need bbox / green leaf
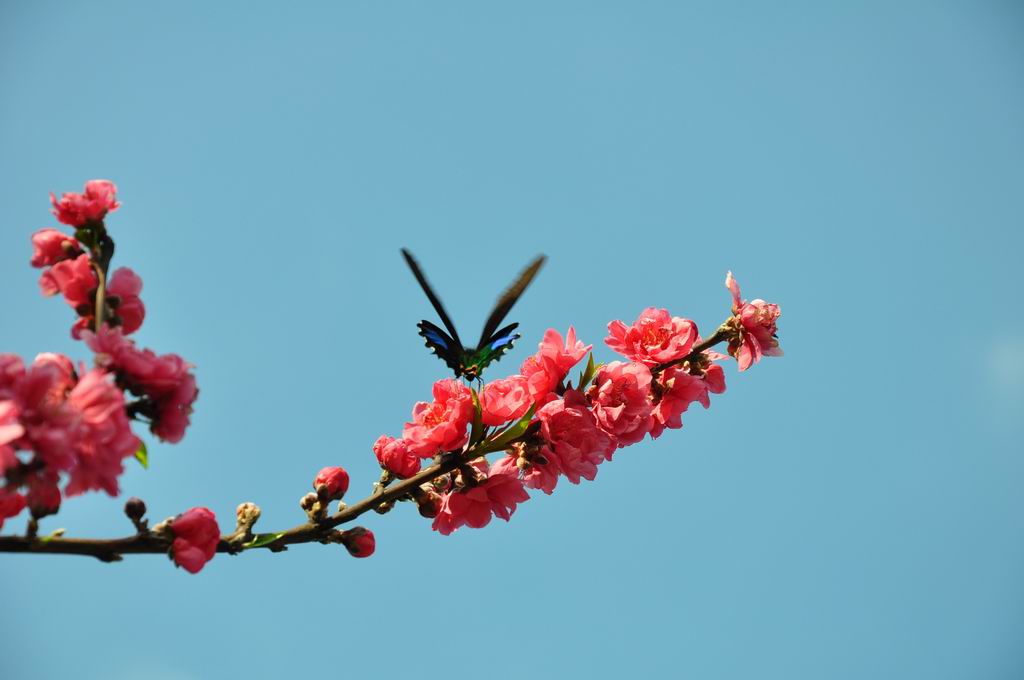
[243,532,285,549]
[134,442,148,469]
[469,388,485,446]
[577,353,598,392]
[479,404,536,454]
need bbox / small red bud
[313,466,350,500]
[339,527,375,558]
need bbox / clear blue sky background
[2,2,1023,678]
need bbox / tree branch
[0,325,734,563]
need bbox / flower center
[640,325,670,348]
[421,403,447,427]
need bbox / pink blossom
[38,253,96,307]
[0,354,25,397]
[314,466,350,500]
[150,372,197,444]
[650,361,726,439]
[518,327,592,406]
[519,451,562,495]
[106,268,145,335]
[726,272,783,371]
[606,307,698,367]
[0,489,26,530]
[7,359,79,472]
[64,369,141,497]
[372,435,421,478]
[0,353,138,500]
[537,327,591,376]
[586,361,654,447]
[520,354,560,407]
[480,375,532,426]
[485,456,531,520]
[170,507,220,574]
[30,228,82,268]
[0,400,23,475]
[431,458,530,535]
[50,180,120,227]
[530,389,614,493]
[340,527,376,558]
[82,326,198,443]
[402,378,473,457]
[0,400,24,447]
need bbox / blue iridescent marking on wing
[490,334,516,351]
[423,329,450,349]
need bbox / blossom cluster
[2,178,782,577]
[367,278,781,536]
[1,181,199,536]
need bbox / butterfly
[401,248,546,381]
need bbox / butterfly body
[403,249,545,381]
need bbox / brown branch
[650,323,733,375]
[0,323,735,563]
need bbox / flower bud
[27,481,61,519]
[339,527,375,558]
[313,466,350,501]
[124,497,147,522]
[235,502,261,530]
[300,492,318,512]
[414,488,442,519]
[169,507,220,574]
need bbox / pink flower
[518,327,592,406]
[0,354,25,397]
[372,435,421,478]
[537,327,591,376]
[340,527,376,558]
[0,400,24,448]
[519,451,562,495]
[150,372,197,444]
[64,369,141,497]
[314,466,350,500]
[431,458,530,535]
[586,361,654,447]
[38,253,96,307]
[0,400,23,476]
[82,326,198,443]
[518,327,592,407]
[170,507,220,574]
[480,375,532,426]
[520,354,561,407]
[606,307,698,367]
[50,180,120,227]
[0,489,26,530]
[726,272,783,371]
[31,228,82,268]
[7,358,79,472]
[402,379,473,457]
[535,389,615,489]
[650,360,726,439]
[106,268,145,335]
[484,456,531,520]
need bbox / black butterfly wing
[476,254,546,350]
[401,248,463,348]
[463,323,521,375]
[417,320,463,375]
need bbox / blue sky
[2,2,1023,678]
